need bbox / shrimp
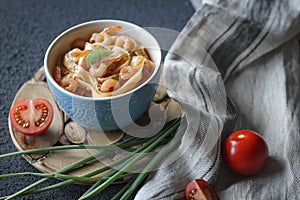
[130,55,147,69]
[119,56,147,81]
[54,66,62,84]
[89,54,124,78]
[54,65,70,84]
[100,79,119,92]
[119,66,139,80]
[63,48,89,71]
[114,35,138,52]
[57,25,154,98]
[89,62,108,78]
[121,56,147,78]
[90,26,138,52]
[90,26,122,45]
[60,73,79,93]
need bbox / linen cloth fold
[135,0,300,199]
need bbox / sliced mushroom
[166,99,182,121]
[159,98,170,108]
[9,78,64,160]
[64,121,86,144]
[153,84,167,102]
[57,134,71,145]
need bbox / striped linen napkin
[135,0,300,199]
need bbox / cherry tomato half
[10,98,54,136]
[223,129,268,176]
[185,179,220,200]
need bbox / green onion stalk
[0,117,182,200]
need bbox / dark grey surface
[0,0,194,199]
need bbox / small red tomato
[223,129,268,176]
[9,98,54,136]
[185,179,220,200]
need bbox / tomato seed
[23,122,30,128]
[187,189,197,200]
[10,98,54,136]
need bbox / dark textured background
[0,0,194,199]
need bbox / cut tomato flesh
[10,98,54,136]
[185,179,220,200]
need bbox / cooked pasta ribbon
[54,26,154,97]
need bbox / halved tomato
[185,179,220,200]
[9,98,54,136]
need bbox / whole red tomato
[223,130,268,176]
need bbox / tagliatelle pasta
[54,26,154,98]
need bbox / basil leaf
[86,48,113,67]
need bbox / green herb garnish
[0,117,182,200]
[86,47,113,67]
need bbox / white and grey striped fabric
[135,0,300,199]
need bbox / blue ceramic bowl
[44,20,161,131]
